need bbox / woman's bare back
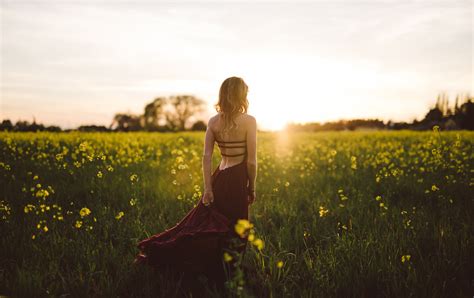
[209,112,255,170]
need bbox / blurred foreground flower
[234,219,253,237]
[223,252,233,262]
[234,219,264,251]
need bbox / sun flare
[236,54,353,131]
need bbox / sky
[1,0,472,130]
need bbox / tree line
[285,93,473,132]
[0,95,208,132]
[109,95,207,132]
[1,93,473,132]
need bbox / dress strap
[216,138,247,158]
[216,139,247,144]
[217,144,246,148]
[220,152,247,157]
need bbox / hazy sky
[1,0,472,130]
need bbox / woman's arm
[202,118,215,195]
[246,116,257,193]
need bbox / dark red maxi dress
[135,145,250,282]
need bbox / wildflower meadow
[0,129,473,297]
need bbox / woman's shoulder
[209,112,256,123]
[244,113,256,123]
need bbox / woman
[135,76,257,291]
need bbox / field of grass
[0,130,473,297]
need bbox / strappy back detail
[216,139,247,157]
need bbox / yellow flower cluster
[401,254,411,263]
[337,189,348,208]
[375,195,388,211]
[319,206,329,217]
[350,156,357,170]
[235,219,253,236]
[234,219,265,251]
[24,204,36,213]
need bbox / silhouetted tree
[110,113,142,131]
[191,120,207,131]
[45,125,62,132]
[78,125,111,132]
[165,95,206,131]
[423,107,443,123]
[0,120,13,131]
[14,120,32,132]
[143,97,167,131]
[458,99,474,130]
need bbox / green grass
[0,130,473,297]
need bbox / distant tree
[423,107,443,123]
[45,125,62,132]
[191,120,207,131]
[458,99,474,130]
[110,113,142,131]
[29,119,45,132]
[143,97,167,131]
[78,125,110,132]
[13,120,32,132]
[346,119,385,130]
[165,95,206,131]
[454,95,460,114]
[0,119,13,131]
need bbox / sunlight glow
[225,54,381,130]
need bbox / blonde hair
[214,76,249,139]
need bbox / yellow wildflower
[248,234,255,241]
[319,206,329,217]
[223,252,233,262]
[79,207,91,217]
[234,219,253,237]
[252,238,264,251]
[130,174,138,182]
[401,255,411,263]
[115,211,124,220]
